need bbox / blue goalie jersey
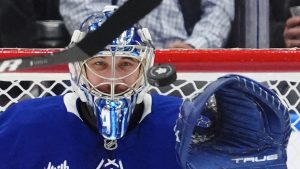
[0,93,183,169]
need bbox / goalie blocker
[174,74,292,169]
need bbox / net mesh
[0,49,300,168]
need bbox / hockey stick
[0,0,162,72]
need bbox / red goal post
[1,48,300,72]
[0,48,300,168]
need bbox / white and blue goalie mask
[69,7,154,140]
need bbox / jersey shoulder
[3,95,64,114]
[151,93,183,112]
[0,93,80,129]
[146,94,183,125]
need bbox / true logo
[232,154,278,163]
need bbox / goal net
[0,48,299,168]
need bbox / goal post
[0,48,300,168]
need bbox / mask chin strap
[73,84,88,102]
[136,86,147,104]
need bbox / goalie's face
[76,47,150,140]
[84,55,141,96]
[70,44,153,140]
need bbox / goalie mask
[68,6,154,140]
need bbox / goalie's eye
[87,58,107,71]
[118,58,139,71]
